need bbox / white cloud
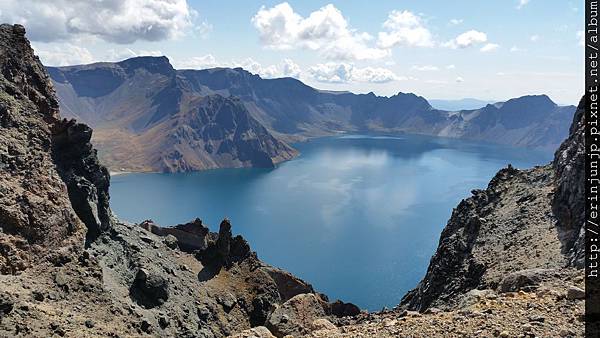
[446,64,456,69]
[175,55,302,79]
[530,35,540,42]
[510,45,521,52]
[496,72,505,76]
[33,43,95,66]
[443,30,487,49]
[1,0,196,44]
[376,10,434,48]
[455,76,464,83]
[34,44,168,66]
[517,0,530,9]
[252,3,389,61]
[176,54,220,69]
[412,65,439,71]
[280,58,302,78]
[480,43,500,52]
[577,31,585,46]
[309,63,399,83]
[449,19,463,25]
[196,21,213,39]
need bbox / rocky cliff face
[48,59,576,173]
[552,98,585,267]
[0,23,110,274]
[48,59,297,173]
[183,67,575,148]
[400,97,585,312]
[0,24,353,338]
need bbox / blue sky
[0,0,584,104]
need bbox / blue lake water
[109,134,552,311]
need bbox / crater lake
[109,134,552,311]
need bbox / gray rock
[164,235,178,249]
[498,269,554,293]
[129,269,169,308]
[266,293,326,338]
[566,286,585,300]
[217,292,237,312]
[0,293,14,316]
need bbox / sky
[0,0,585,104]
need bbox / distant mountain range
[47,56,576,172]
[428,98,495,111]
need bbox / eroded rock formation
[0,24,356,338]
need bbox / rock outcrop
[0,23,106,274]
[400,98,585,311]
[0,24,356,338]
[552,98,585,267]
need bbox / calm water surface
[110,134,552,311]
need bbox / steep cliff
[400,98,585,311]
[48,59,297,173]
[48,59,576,173]
[307,99,585,338]
[0,23,110,274]
[0,24,351,338]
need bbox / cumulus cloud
[577,31,585,46]
[530,35,540,42]
[1,0,196,43]
[176,54,220,69]
[449,19,463,25]
[175,55,302,79]
[34,43,166,66]
[510,46,521,52]
[455,76,464,83]
[446,64,456,69]
[443,30,488,49]
[376,10,434,48]
[251,2,389,61]
[517,0,530,9]
[480,43,500,52]
[412,65,439,71]
[33,43,95,66]
[309,63,399,83]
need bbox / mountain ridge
[0,24,585,337]
[47,56,576,173]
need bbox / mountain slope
[400,97,585,311]
[0,24,354,338]
[48,59,297,173]
[48,58,576,172]
[182,66,576,147]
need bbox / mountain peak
[117,55,174,76]
[504,94,555,107]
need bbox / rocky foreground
[0,23,586,338]
[0,24,356,338]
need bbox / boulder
[266,293,327,338]
[566,286,585,300]
[230,326,276,338]
[326,300,361,317]
[498,269,554,293]
[164,235,178,249]
[129,268,169,308]
[263,266,314,302]
[0,292,14,316]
